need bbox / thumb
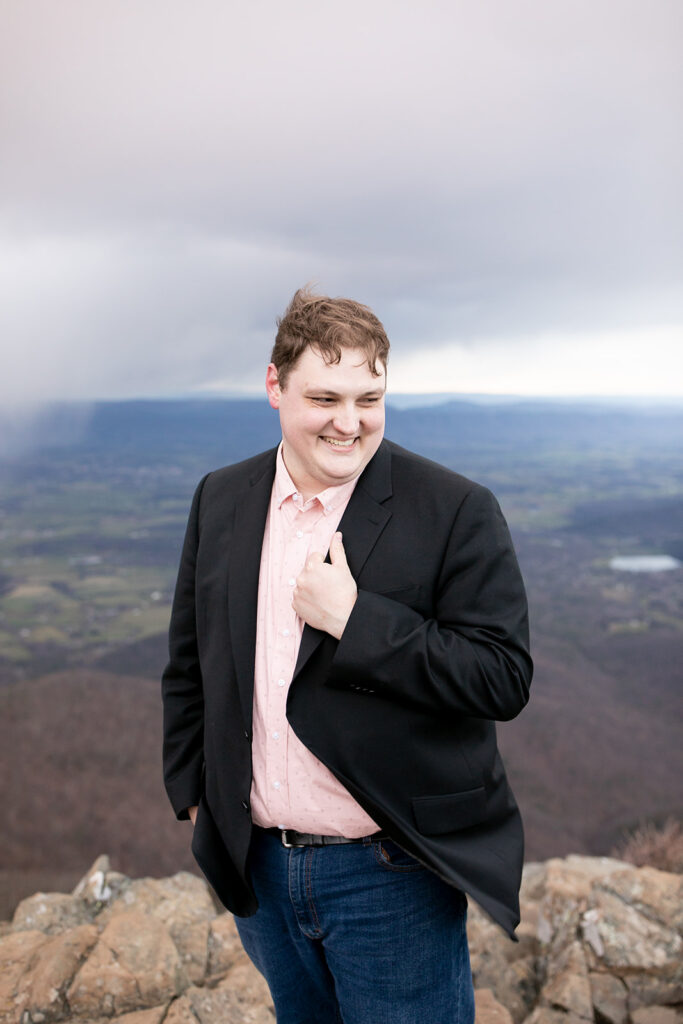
[329,532,348,566]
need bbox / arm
[327,486,532,721]
[161,476,208,819]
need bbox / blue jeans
[235,829,475,1024]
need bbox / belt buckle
[281,829,295,848]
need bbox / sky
[1,0,682,404]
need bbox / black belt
[260,826,388,848]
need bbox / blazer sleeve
[161,475,209,819]
[328,484,532,721]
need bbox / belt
[260,826,388,848]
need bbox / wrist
[329,591,357,640]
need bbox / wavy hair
[271,286,390,388]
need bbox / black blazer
[162,440,533,937]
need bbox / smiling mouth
[321,436,357,448]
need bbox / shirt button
[282,629,290,637]
[277,679,286,687]
[272,731,280,740]
[288,577,296,586]
[278,823,286,829]
[293,493,300,501]
[296,530,303,539]
[273,780,281,790]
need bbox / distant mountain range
[3,395,682,466]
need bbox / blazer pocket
[412,787,487,835]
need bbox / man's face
[265,346,386,499]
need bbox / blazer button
[241,800,250,812]
[244,729,250,741]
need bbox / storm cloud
[1,0,681,401]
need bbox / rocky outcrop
[468,855,682,1023]
[1,857,272,1024]
[1,854,680,1023]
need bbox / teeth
[323,437,355,447]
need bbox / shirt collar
[274,443,360,515]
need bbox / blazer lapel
[227,449,278,732]
[293,440,393,678]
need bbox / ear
[265,363,282,409]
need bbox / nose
[332,405,359,436]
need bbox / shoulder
[384,439,492,504]
[190,447,277,510]
[206,446,277,488]
[383,441,515,556]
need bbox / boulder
[67,910,186,1018]
[206,913,248,980]
[112,1009,168,1024]
[0,929,51,1019]
[11,893,89,936]
[600,867,683,935]
[166,979,273,1024]
[97,872,216,987]
[219,959,273,1011]
[538,939,593,1021]
[630,1009,681,1024]
[581,874,682,1011]
[584,885,682,972]
[536,855,631,951]
[588,970,629,1024]
[522,1009,588,1024]
[475,988,515,1024]
[468,902,538,1022]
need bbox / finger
[329,532,348,566]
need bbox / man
[162,287,532,1023]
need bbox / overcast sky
[1,0,681,404]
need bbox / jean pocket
[372,839,425,872]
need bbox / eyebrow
[305,387,386,397]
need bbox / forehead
[291,346,386,387]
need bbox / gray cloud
[1,0,681,401]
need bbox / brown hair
[271,286,390,388]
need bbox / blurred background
[1,0,681,919]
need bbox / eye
[311,397,335,405]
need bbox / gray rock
[583,887,681,972]
[11,892,89,935]
[72,854,128,911]
[596,866,683,935]
[588,970,628,1024]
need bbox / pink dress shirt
[249,446,380,837]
